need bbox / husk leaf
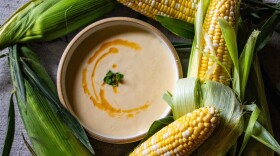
[2,94,15,155]
[172,78,201,119]
[198,81,244,155]
[238,104,260,155]
[239,30,260,101]
[0,0,117,50]
[242,56,275,155]
[187,0,210,78]
[219,19,240,97]
[155,16,194,39]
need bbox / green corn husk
[241,56,275,156]
[198,81,244,155]
[2,94,15,155]
[0,0,117,50]
[9,45,94,156]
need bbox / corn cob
[197,0,238,86]
[117,0,198,23]
[130,106,220,156]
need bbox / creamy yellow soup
[70,25,179,141]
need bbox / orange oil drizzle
[112,64,117,69]
[82,68,90,94]
[82,80,149,117]
[82,39,149,117]
[91,48,119,100]
[87,39,141,64]
[113,86,118,94]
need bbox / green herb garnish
[103,70,124,86]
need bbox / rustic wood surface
[0,0,280,156]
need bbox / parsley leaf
[103,70,124,86]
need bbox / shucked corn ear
[195,0,238,86]
[0,0,117,50]
[130,107,220,156]
[117,0,198,23]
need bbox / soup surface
[70,24,179,140]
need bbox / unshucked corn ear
[0,0,117,50]
[117,0,198,23]
[9,45,94,155]
[130,107,220,156]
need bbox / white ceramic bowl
[57,17,182,143]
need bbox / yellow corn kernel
[198,0,238,86]
[130,107,220,156]
[117,0,198,23]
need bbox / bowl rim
[57,17,183,144]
